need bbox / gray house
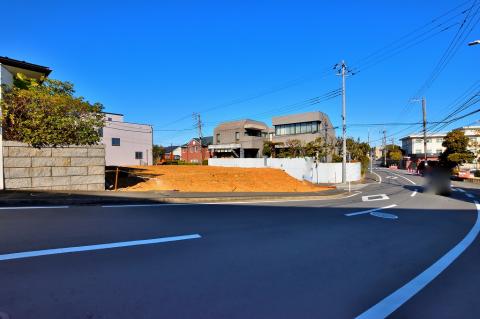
[272,111,336,146]
[209,119,269,158]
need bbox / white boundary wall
[208,158,361,183]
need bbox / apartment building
[400,125,480,159]
[400,133,446,156]
[209,119,269,158]
[101,112,153,166]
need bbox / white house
[101,112,153,166]
[400,125,480,159]
[0,56,52,190]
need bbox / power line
[156,2,475,130]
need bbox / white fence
[208,158,361,184]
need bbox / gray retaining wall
[3,141,105,190]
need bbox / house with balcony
[209,119,269,158]
[272,111,336,160]
[0,56,52,190]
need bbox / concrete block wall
[208,157,362,183]
[3,141,105,191]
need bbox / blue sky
[2,0,479,147]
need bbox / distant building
[181,136,213,163]
[272,111,335,146]
[209,119,269,158]
[400,125,480,160]
[101,112,153,166]
[164,145,182,160]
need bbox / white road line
[0,234,202,262]
[387,172,416,185]
[0,206,69,210]
[355,201,480,319]
[466,193,475,199]
[362,194,389,202]
[101,203,187,208]
[372,171,382,184]
[345,204,397,217]
[410,190,418,197]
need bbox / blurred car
[424,167,452,196]
[458,169,478,179]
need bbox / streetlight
[468,40,480,46]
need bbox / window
[415,149,422,154]
[135,152,143,159]
[437,138,443,143]
[216,134,220,143]
[235,132,240,141]
[107,117,112,121]
[436,149,443,154]
[98,128,103,137]
[112,138,120,146]
[274,121,320,136]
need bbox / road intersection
[0,169,479,318]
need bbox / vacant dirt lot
[124,165,330,192]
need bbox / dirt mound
[123,165,331,192]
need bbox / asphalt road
[0,169,479,318]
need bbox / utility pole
[324,123,329,163]
[341,61,347,183]
[368,130,372,172]
[193,113,204,164]
[383,129,387,167]
[422,97,427,162]
[334,60,354,182]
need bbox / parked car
[458,169,478,179]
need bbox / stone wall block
[4,157,31,168]
[32,157,70,167]
[8,147,33,157]
[31,167,52,177]
[31,148,52,157]
[71,157,105,167]
[88,166,105,175]
[87,148,105,157]
[31,176,70,187]
[52,148,88,157]
[5,168,31,178]
[5,178,31,189]
[70,175,104,185]
[52,167,88,176]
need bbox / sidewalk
[0,188,349,206]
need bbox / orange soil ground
[124,165,331,192]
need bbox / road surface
[0,169,479,318]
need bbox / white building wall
[101,115,153,166]
[208,157,361,184]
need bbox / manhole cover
[370,211,398,219]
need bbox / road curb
[0,191,358,206]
